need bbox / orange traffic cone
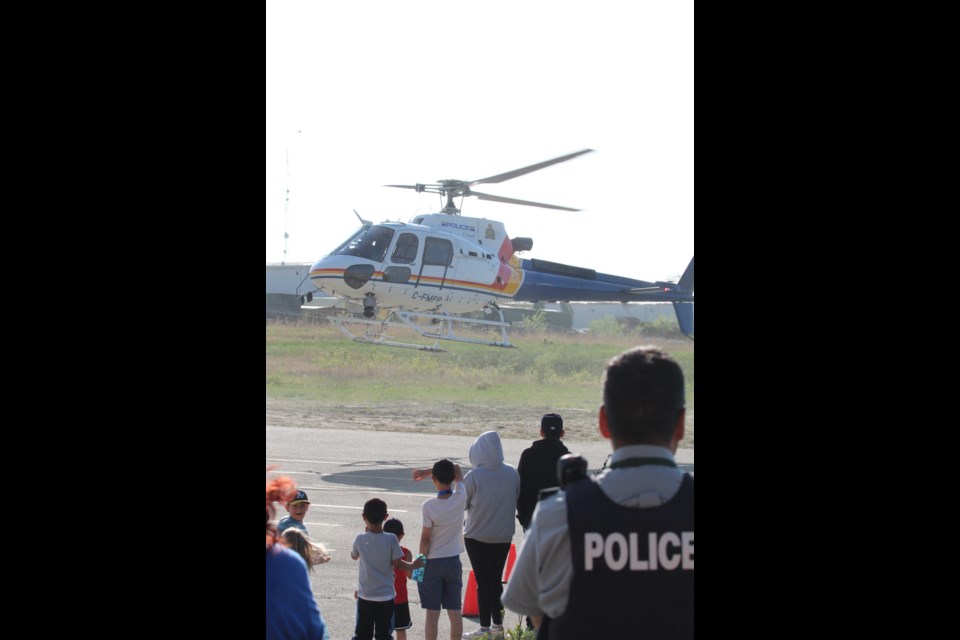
[502,543,517,583]
[462,570,479,616]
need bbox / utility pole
[283,147,290,265]
[282,129,302,265]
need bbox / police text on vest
[583,532,694,571]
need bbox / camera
[556,454,588,488]
[363,293,377,318]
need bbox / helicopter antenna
[354,209,372,226]
[385,149,594,216]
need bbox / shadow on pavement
[321,459,470,493]
[320,460,693,491]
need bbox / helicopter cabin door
[412,236,454,299]
[381,231,419,286]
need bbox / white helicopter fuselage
[309,214,525,314]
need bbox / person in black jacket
[516,413,570,532]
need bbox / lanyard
[608,457,677,470]
[437,489,452,497]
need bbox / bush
[502,614,536,640]
[586,316,623,337]
[587,314,685,339]
[518,310,549,332]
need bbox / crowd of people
[266,346,694,640]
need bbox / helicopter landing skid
[329,308,515,352]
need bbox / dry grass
[266,321,694,448]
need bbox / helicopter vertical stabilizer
[673,257,694,339]
[672,302,694,340]
[678,257,694,293]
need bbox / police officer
[501,346,693,639]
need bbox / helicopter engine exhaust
[511,237,533,252]
[363,293,377,319]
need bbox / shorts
[391,602,412,631]
[417,555,462,610]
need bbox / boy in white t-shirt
[351,498,424,640]
[412,459,466,640]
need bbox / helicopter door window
[334,225,395,262]
[423,237,453,266]
[391,233,419,264]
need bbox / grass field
[266,320,694,447]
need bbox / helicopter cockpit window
[423,237,453,266]
[333,225,395,263]
[391,233,419,264]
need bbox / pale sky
[266,1,693,282]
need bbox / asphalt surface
[266,425,694,639]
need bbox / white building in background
[266,262,344,320]
[562,302,675,330]
[265,262,315,296]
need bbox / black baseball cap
[541,413,563,436]
[288,490,310,505]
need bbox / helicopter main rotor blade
[384,184,429,192]
[469,149,594,186]
[471,191,581,211]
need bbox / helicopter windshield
[331,225,396,263]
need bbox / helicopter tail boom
[514,258,693,302]
[511,256,694,339]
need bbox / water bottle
[412,554,427,582]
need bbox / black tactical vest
[548,473,694,640]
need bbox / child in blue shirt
[278,489,311,534]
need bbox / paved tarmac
[267,425,694,639]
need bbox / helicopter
[304,149,693,351]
